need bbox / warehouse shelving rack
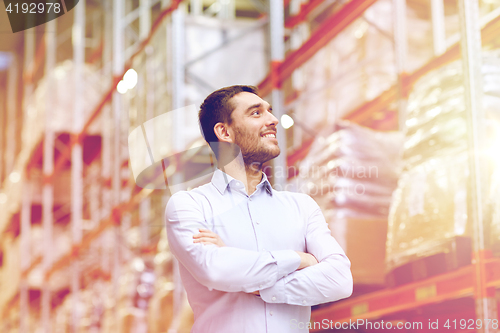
[1,0,499,331]
[310,256,500,329]
[0,0,182,331]
[254,0,500,332]
[0,0,288,331]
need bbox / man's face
[227,92,280,166]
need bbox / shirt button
[302,300,307,305]
[262,248,266,252]
[259,285,263,289]
[249,197,252,201]
[270,311,273,316]
[272,296,276,301]
[256,221,260,224]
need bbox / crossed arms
[194,228,318,296]
[165,191,353,306]
[193,229,319,271]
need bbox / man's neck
[219,154,263,195]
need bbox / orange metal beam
[285,0,325,29]
[20,255,42,280]
[259,0,378,96]
[25,0,182,176]
[342,86,398,127]
[310,258,500,330]
[343,12,500,126]
[45,186,151,279]
[299,14,500,327]
[312,264,471,329]
[0,3,183,311]
[284,6,500,168]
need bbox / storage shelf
[311,257,500,331]
[4,0,500,329]
[258,0,378,96]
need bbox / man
[165,85,352,332]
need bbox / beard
[233,126,280,167]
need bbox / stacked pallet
[294,120,402,285]
[386,55,500,285]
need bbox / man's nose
[266,111,279,126]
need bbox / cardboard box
[329,217,387,285]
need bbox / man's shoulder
[169,182,214,202]
[165,184,212,219]
[275,189,310,199]
[274,190,318,209]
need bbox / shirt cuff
[269,250,301,279]
[260,276,286,303]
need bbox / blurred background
[1,0,500,332]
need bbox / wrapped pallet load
[294,120,403,285]
[386,55,500,285]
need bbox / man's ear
[214,122,233,143]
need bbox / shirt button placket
[266,304,276,332]
[248,197,259,226]
[247,196,262,251]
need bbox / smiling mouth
[262,133,276,138]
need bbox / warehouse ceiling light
[133,257,145,272]
[117,69,138,94]
[9,171,20,183]
[123,68,138,89]
[281,114,294,129]
[117,80,128,94]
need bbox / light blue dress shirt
[165,169,352,333]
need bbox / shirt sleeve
[259,195,353,306]
[165,191,301,293]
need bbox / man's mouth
[262,133,276,138]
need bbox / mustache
[260,127,277,135]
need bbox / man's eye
[252,110,260,116]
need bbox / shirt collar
[211,169,272,196]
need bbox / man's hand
[295,251,318,270]
[193,229,226,247]
[192,231,315,294]
[251,252,317,297]
[192,229,261,295]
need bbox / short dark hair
[198,85,259,145]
